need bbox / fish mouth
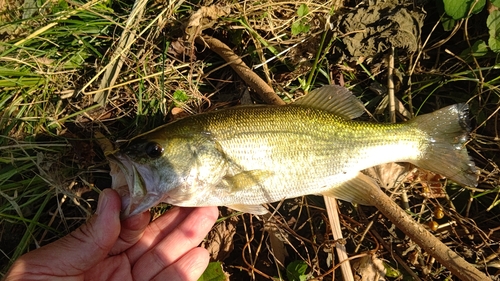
[108,153,162,218]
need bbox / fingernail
[96,189,109,215]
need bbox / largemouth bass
[108,85,477,218]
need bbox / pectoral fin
[227,204,269,215]
[222,170,274,191]
[321,172,380,206]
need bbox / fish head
[108,133,227,218]
[108,136,188,218]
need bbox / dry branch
[366,184,491,281]
[195,35,285,106]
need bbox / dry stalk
[324,197,354,281]
[387,46,396,123]
[93,0,148,106]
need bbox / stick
[366,184,490,281]
[195,35,285,106]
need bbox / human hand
[4,189,218,281]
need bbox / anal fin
[226,204,269,215]
[321,172,380,206]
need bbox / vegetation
[1,0,499,279]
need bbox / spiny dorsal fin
[294,85,365,119]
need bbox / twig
[195,35,285,105]
[366,184,491,281]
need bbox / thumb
[8,189,122,278]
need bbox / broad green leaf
[286,260,309,281]
[441,14,457,31]
[487,10,500,52]
[297,4,309,17]
[291,21,301,35]
[437,0,457,30]
[460,40,489,57]
[198,262,226,281]
[492,0,500,8]
[291,20,310,36]
[173,89,189,103]
[442,0,485,20]
[470,40,489,56]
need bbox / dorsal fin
[293,85,365,119]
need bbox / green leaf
[297,4,309,17]
[487,10,500,52]
[55,0,68,12]
[291,21,301,35]
[492,0,500,8]
[291,4,310,35]
[383,261,401,278]
[198,262,226,281]
[442,0,485,20]
[441,14,457,31]
[437,0,457,30]
[470,40,489,56]
[291,19,310,36]
[286,260,310,281]
[460,40,489,57]
[173,89,190,103]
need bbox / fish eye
[145,142,164,158]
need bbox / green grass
[1,0,499,279]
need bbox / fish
[108,85,477,218]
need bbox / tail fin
[410,103,477,187]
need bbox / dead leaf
[202,214,239,261]
[374,95,412,120]
[184,5,231,40]
[263,214,289,268]
[406,168,447,198]
[363,162,410,190]
[171,107,186,117]
[167,40,189,58]
[352,254,386,281]
[94,131,115,156]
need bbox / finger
[126,207,194,262]
[131,206,217,281]
[5,189,121,278]
[152,247,210,281]
[109,210,150,255]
